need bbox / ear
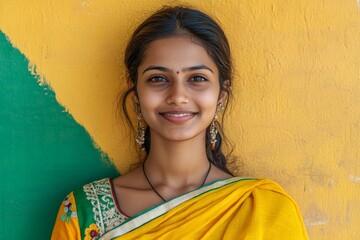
[132,93,139,105]
[127,78,134,88]
[127,80,140,104]
[218,80,229,105]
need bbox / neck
[145,131,210,188]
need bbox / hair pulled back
[121,5,234,175]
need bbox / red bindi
[176,71,179,74]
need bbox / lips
[159,111,198,123]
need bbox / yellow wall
[1,0,359,238]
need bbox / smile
[159,111,197,123]
[162,113,193,117]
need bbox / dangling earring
[135,104,145,150]
[210,102,223,151]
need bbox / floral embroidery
[60,195,77,223]
[84,223,100,240]
[83,179,128,235]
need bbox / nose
[166,82,189,106]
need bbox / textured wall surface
[0,0,359,239]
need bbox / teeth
[163,113,193,118]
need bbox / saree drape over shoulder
[51,177,309,240]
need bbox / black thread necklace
[142,161,212,202]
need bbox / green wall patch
[0,31,118,239]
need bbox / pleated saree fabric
[52,178,309,239]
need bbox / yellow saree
[52,178,309,239]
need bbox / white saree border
[99,177,252,240]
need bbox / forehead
[139,37,218,72]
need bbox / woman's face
[136,36,224,144]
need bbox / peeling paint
[349,175,360,183]
[305,219,329,226]
[304,203,329,230]
[28,63,46,86]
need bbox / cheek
[137,89,161,118]
[196,90,219,115]
[139,90,158,103]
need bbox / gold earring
[135,104,145,150]
[210,102,223,151]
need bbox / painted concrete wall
[0,0,359,239]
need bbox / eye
[147,76,168,83]
[189,75,208,82]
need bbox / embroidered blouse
[52,178,129,240]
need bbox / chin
[163,131,206,143]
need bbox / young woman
[52,6,309,239]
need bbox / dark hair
[121,5,234,175]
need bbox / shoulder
[230,177,288,193]
[73,177,113,199]
[251,179,306,231]
[52,178,128,240]
[247,178,296,202]
[73,177,128,227]
[246,178,308,237]
[56,177,115,221]
[221,178,309,238]
[225,177,302,216]
[70,178,116,213]
[112,166,146,189]
[233,178,297,204]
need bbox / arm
[51,192,82,240]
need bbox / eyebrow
[142,65,214,75]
